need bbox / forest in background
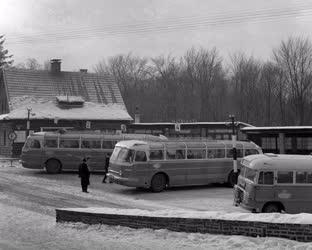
[94,36,312,126]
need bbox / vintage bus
[234,154,312,213]
[107,139,262,192]
[20,131,167,173]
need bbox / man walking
[78,157,90,193]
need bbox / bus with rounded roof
[234,153,312,213]
[107,139,262,192]
[20,131,167,173]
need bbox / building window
[297,137,312,150]
[3,130,6,146]
[261,137,276,150]
[285,137,292,150]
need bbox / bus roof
[115,139,261,150]
[28,132,167,141]
[242,154,312,171]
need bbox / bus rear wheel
[263,203,281,213]
[151,173,167,192]
[46,159,61,174]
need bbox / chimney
[80,69,88,73]
[134,106,140,123]
[50,59,61,73]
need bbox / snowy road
[1,163,312,249]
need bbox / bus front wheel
[46,159,61,174]
[151,173,167,192]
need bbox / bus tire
[262,203,282,213]
[46,159,61,174]
[151,173,167,192]
[227,170,238,187]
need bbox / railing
[0,157,20,167]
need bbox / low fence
[56,209,312,242]
[0,157,20,166]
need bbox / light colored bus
[234,154,312,213]
[20,131,167,173]
[107,139,262,192]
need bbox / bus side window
[187,149,205,159]
[59,139,79,148]
[149,150,164,160]
[30,139,41,149]
[82,140,101,149]
[227,148,243,158]
[296,171,312,183]
[258,171,274,185]
[215,149,225,158]
[245,149,259,156]
[277,171,293,184]
[135,151,147,162]
[102,140,117,149]
[44,139,58,148]
[166,149,176,160]
[176,149,185,159]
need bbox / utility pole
[229,114,238,185]
[26,107,32,137]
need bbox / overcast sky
[1,0,312,71]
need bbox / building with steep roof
[0,59,132,156]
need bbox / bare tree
[229,53,262,124]
[94,53,152,117]
[182,47,225,121]
[14,58,42,70]
[273,37,312,125]
[151,55,181,121]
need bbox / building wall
[245,132,312,154]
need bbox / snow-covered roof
[131,122,253,127]
[0,96,133,121]
[242,126,312,131]
[243,153,312,170]
[2,67,126,107]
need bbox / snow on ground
[1,196,312,250]
[2,160,312,249]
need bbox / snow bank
[62,207,312,224]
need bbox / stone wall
[56,209,312,242]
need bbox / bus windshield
[245,167,257,183]
[117,148,134,163]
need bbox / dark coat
[104,156,110,173]
[78,162,90,186]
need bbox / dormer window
[56,95,85,108]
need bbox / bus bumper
[233,185,259,213]
[107,173,146,188]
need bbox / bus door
[254,170,275,207]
